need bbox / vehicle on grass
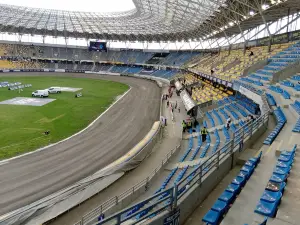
[46,87,62,94]
[32,90,49,98]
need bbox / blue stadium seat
[263,107,286,145]
[254,198,280,217]
[202,209,221,225]
[218,190,235,205]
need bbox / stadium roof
[0,0,298,42]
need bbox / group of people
[226,116,232,130]
[167,100,180,113]
[182,120,208,142]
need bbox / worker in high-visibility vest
[201,126,208,142]
[182,120,187,132]
[187,121,192,129]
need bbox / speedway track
[0,73,160,215]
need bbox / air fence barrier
[76,113,269,225]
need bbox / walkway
[48,85,184,225]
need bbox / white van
[46,87,62,94]
[32,90,49,98]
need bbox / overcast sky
[0,0,135,12]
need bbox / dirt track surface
[0,73,160,215]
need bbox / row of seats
[230,95,257,115]
[255,145,297,218]
[266,93,277,106]
[213,109,224,125]
[0,43,202,66]
[225,105,239,120]
[242,42,300,84]
[193,43,293,81]
[191,80,232,104]
[203,152,263,225]
[268,85,291,99]
[263,107,286,145]
[291,100,300,133]
[240,77,264,86]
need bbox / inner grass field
[0,76,128,160]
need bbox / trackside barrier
[85,113,269,225]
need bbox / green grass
[0,76,128,160]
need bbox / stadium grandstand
[1,0,300,225]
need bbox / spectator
[226,116,231,130]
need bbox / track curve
[0,73,160,215]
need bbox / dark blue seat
[202,209,221,225]
[218,190,235,205]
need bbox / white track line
[0,86,132,165]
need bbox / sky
[0,0,135,12]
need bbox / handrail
[87,113,269,225]
[77,144,181,225]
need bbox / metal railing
[75,144,181,225]
[92,113,269,225]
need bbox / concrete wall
[243,59,268,77]
[145,118,269,225]
[272,60,300,83]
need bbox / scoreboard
[89,41,107,52]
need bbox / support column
[259,10,272,52]
[287,8,291,42]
